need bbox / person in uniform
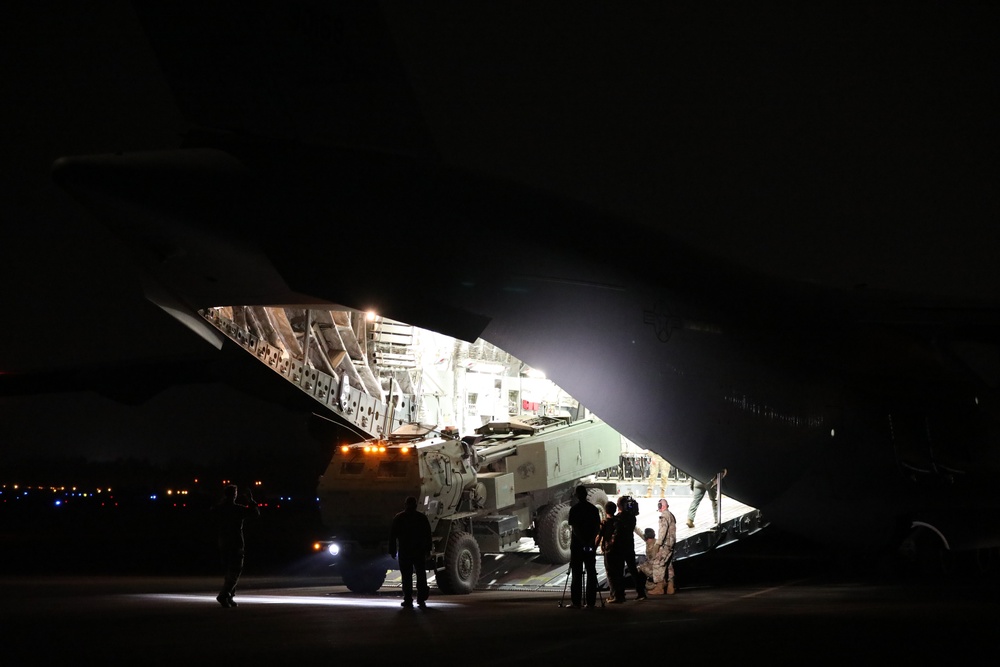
[635,498,676,594]
[645,451,672,499]
[389,496,433,608]
[636,527,662,590]
[212,484,260,608]
[567,485,602,608]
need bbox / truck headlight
[313,541,341,556]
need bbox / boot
[666,580,675,595]
[685,518,694,529]
[647,582,665,595]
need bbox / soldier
[567,485,602,608]
[645,451,672,498]
[389,496,433,608]
[636,498,676,594]
[636,527,662,589]
[212,484,260,608]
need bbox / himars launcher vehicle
[313,416,619,594]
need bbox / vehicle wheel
[587,488,609,517]
[342,563,388,594]
[435,570,453,595]
[896,525,950,580]
[436,531,481,595]
[537,501,572,564]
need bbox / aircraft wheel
[537,501,572,564]
[342,563,388,594]
[436,531,481,595]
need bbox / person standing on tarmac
[212,484,260,608]
[567,485,602,609]
[388,496,433,609]
[598,501,620,600]
[608,496,646,603]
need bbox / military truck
[313,415,620,594]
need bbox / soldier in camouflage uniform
[645,451,672,498]
[635,527,663,585]
[635,498,676,594]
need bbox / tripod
[557,553,605,608]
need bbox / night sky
[2,3,999,480]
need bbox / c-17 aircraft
[25,2,1000,577]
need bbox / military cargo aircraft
[8,2,1000,576]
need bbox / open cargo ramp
[382,494,767,591]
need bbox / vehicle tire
[896,525,950,579]
[436,531,481,595]
[342,563,388,594]
[537,501,572,564]
[587,488,609,517]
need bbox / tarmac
[2,572,996,665]
[4,476,998,664]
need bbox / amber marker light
[400,447,409,455]
[340,445,350,454]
